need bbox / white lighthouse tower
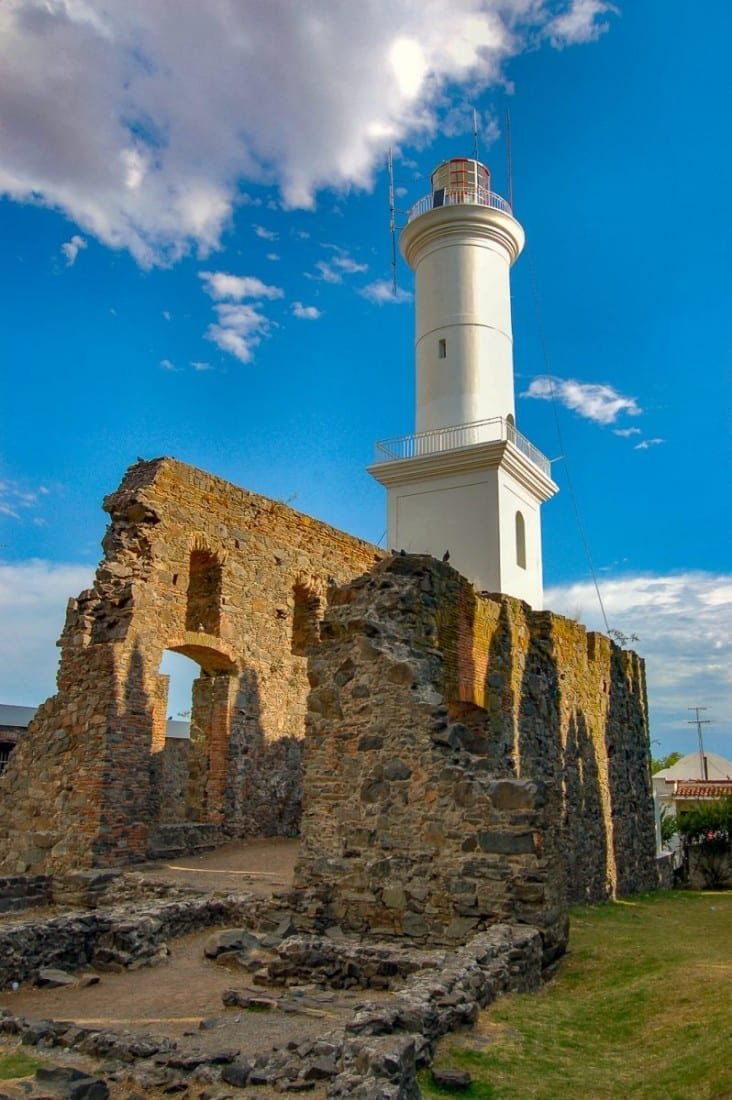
[369,157,557,608]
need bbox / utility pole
[687,707,711,780]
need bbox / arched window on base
[515,511,527,570]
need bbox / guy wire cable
[526,250,611,635]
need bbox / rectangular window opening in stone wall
[0,744,14,776]
[185,549,223,634]
[292,584,322,656]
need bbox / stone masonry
[0,456,658,953]
[295,555,658,961]
[0,458,380,873]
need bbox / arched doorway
[153,640,237,828]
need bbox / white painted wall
[497,470,543,609]
[389,468,501,594]
[400,202,524,435]
[385,460,544,607]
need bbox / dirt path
[132,836,299,896]
[0,838,341,1094]
[0,925,360,1053]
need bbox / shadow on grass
[424,892,732,1100]
[418,1067,501,1099]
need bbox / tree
[651,751,683,774]
[607,628,639,648]
[660,809,678,846]
[675,798,732,890]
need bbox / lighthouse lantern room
[368,157,558,609]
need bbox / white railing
[407,187,513,223]
[373,417,551,477]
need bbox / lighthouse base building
[369,424,556,609]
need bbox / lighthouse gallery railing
[373,417,551,477]
[407,187,513,222]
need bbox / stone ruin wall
[294,555,658,961]
[0,457,380,873]
[0,455,657,947]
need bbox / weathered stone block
[477,832,535,855]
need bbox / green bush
[676,797,732,889]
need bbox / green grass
[0,1052,40,1080]
[421,892,732,1100]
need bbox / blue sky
[0,1,729,759]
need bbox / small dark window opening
[515,511,526,570]
[0,743,14,776]
[292,584,322,656]
[185,549,223,635]
[438,338,447,359]
[172,573,179,587]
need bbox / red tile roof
[672,781,732,798]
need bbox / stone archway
[153,635,238,830]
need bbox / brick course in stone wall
[0,458,380,873]
[295,555,658,958]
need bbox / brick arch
[189,533,228,564]
[166,634,238,674]
[154,638,239,829]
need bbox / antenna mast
[473,108,479,162]
[687,707,712,780]
[387,148,397,296]
[505,108,514,210]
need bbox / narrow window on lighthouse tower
[516,511,526,569]
[438,338,447,359]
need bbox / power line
[385,150,396,299]
[505,108,514,210]
[526,253,610,635]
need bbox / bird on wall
[442,550,450,562]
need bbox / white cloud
[191,360,213,371]
[613,427,641,438]
[309,251,369,284]
[199,271,283,302]
[359,279,413,305]
[522,376,642,425]
[545,572,732,754]
[333,255,368,275]
[159,358,179,371]
[266,252,280,262]
[199,270,284,362]
[0,479,48,520]
[61,234,87,266]
[253,224,278,241]
[0,2,614,265]
[0,559,94,706]
[546,1,617,48]
[162,310,171,320]
[206,302,273,363]
[308,250,367,281]
[634,437,665,451]
[292,302,322,320]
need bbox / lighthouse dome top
[407,156,513,223]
